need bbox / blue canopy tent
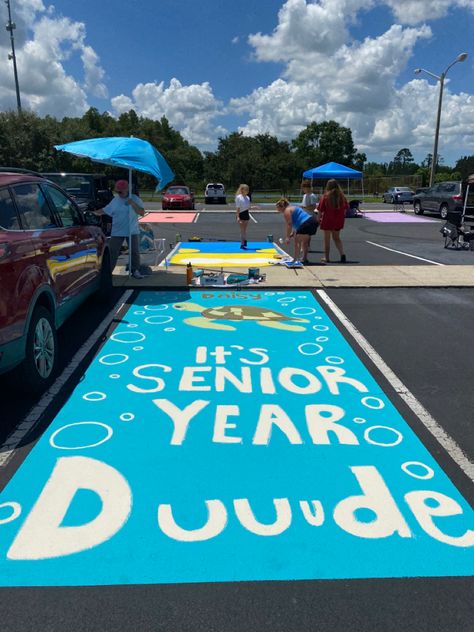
[302,161,364,200]
[55,136,174,276]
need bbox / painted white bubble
[145,304,169,311]
[134,311,145,315]
[120,413,135,422]
[316,336,328,342]
[313,325,329,331]
[100,353,129,366]
[325,356,344,364]
[298,342,323,356]
[127,323,138,328]
[83,392,107,402]
[110,332,146,344]
[402,461,434,480]
[364,425,403,447]
[297,295,308,299]
[133,346,143,351]
[109,374,120,379]
[314,316,322,320]
[353,417,367,424]
[264,292,276,296]
[164,327,176,332]
[50,422,113,450]
[278,297,296,304]
[144,315,173,325]
[292,307,317,316]
[0,502,21,525]
[361,396,385,410]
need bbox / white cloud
[230,0,474,162]
[0,1,106,116]
[110,78,226,148]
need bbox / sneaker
[240,243,247,249]
[340,254,347,263]
[132,270,144,279]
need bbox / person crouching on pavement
[276,198,318,264]
[95,179,147,279]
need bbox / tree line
[0,108,473,192]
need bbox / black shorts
[239,210,250,221]
[296,217,318,236]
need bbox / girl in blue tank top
[275,198,318,264]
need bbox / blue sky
[1,0,473,166]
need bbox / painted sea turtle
[173,302,309,331]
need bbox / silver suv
[413,181,472,219]
[205,182,226,204]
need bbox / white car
[205,182,226,204]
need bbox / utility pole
[5,0,22,114]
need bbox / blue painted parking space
[0,290,472,586]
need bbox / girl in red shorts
[317,179,349,263]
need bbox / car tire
[390,196,395,203]
[18,306,58,394]
[440,204,449,220]
[414,201,423,215]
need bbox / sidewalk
[113,263,474,289]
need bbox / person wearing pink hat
[96,179,146,279]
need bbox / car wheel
[390,196,395,203]
[440,204,449,220]
[19,306,58,393]
[414,201,423,215]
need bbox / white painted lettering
[152,399,209,445]
[300,500,325,526]
[405,491,474,547]
[213,405,243,444]
[158,500,227,541]
[317,366,369,395]
[306,405,359,445]
[278,367,322,394]
[127,364,172,393]
[7,457,131,560]
[215,367,252,393]
[179,367,212,391]
[333,466,411,539]
[234,498,292,536]
[253,405,303,445]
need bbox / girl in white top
[235,183,252,249]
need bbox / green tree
[291,120,362,170]
[455,155,474,180]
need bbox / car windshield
[44,175,93,198]
[167,187,188,195]
[397,188,412,192]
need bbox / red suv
[0,170,111,392]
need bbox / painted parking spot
[140,212,197,223]
[364,212,438,223]
[0,290,472,587]
[163,241,288,267]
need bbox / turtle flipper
[183,316,235,330]
[257,320,306,332]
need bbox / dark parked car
[161,185,195,210]
[42,172,115,234]
[0,170,111,392]
[382,187,414,203]
[413,181,474,220]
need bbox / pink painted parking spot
[140,212,196,223]
[363,212,438,223]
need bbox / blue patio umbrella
[55,136,175,276]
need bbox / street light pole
[414,53,468,187]
[5,0,22,114]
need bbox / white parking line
[0,290,133,468]
[193,213,200,223]
[249,213,258,223]
[317,289,474,482]
[366,241,445,265]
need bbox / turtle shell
[201,305,293,321]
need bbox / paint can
[267,234,273,242]
[248,267,260,279]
